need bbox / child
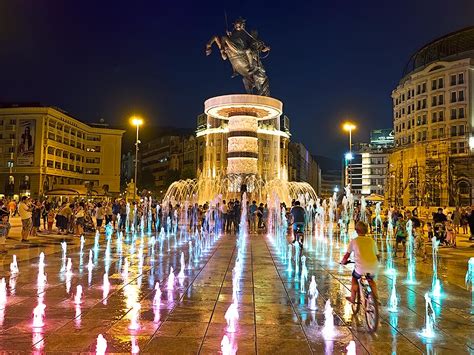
[413,220,427,261]
[47,209,55,233]
[426,222,434,240]
[0,214,11,254]
[445,220,456,247]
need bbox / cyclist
[341,221,380,303]
[290,200,306,248]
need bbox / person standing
[18,196,32,242]
[468,207,474,241]
[0,213,11,254]
[31,200,42,236]
[96,203,105,233]
[249,201,258,233]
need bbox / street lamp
[130,116,144,202]
[342,122,356,186]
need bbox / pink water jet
[10,255,19,275]
[0,278,7,308]
[128,302,141,330]
[74,285,83,305]
[153,282,162,306]
[225,303,239,333]
[103,273,110,304]
[167,267,175,290]
[32,304,46,328]
[96,334,107,355]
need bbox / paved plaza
[0,221,473,354]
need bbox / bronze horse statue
[206,18,270,96]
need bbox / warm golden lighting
[342,122,356,132]
[130,116,144,126]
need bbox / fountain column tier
[204,94,283,176]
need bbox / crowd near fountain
[0,181,471,353]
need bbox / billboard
[370,129,394,147]
[17,119,36,166]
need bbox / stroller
[83,211,96,233]
[433,222,447,245]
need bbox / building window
[432,129,438,139]
[458,107,465,119]
[458,73,464,84]
[431,79,437,90]
[422,82,426,93]
[459,125,465,136]
[438,94,444,105]
[438,110,444,121]
[451,142,457,154]
[458,90,464,101]
[439,127,444,138]
[451,108,457,120]
[458,141,465,153]
[431,96,437,107]
[450,74,456,86]
[8,147,14,153]
[451,91,457,103]
[438,78,444,89]
[47,160,53,168]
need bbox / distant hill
[312,155,341,172]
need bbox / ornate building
[0,103,124,199]
[387,27,474,207]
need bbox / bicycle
[342,260,379,333]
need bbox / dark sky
[1,0,473,157]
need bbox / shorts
[352,269,375,281]
[21,218,32,232]
[96,219,103,227]
[293,223,305,233]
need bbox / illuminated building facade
[0,103,124,199]
[387,27,474,207]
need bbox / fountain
[420,292,436,338]
[167,267,175,290]
[66,258,73,276]
[300,255,308,293]
[0,278,7,308]
[346,340,356,355]
[103,273,110,304]
[32,303,46,328]
[96,334,107,355]
[128,302,141,330]
[430,237,442,298]
[221,334,237,355]
[10,255,19,275]
[80,235,85,254]
[307,276,318,310]
[131,337,140,354]
[87,250,94,271]
[405,220,416,284]
[178,252,186,279]
[74,285,83,305]
[466,257,474,313]
[122,258,129,280]
[321,299,335,338]
[287,244,293,273]
[37,253,47,286]
[225,302,239,333]
[387,275,398,313]
[153,282,162,306]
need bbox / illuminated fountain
[163,95,317,205]
[74,285,83,305]
[307,276,318,310]
[405,220,416,284]
[178,252,186,280]
[102,273,110,304]
[225,303,239,333]
[167,267,175,290]
[387,275,398,313]
[430,237,442,298]
[131,337,140,354]
[322,299,336,339]
[128,302,141,330]
[32,303,46,328]
[346,341,356,355]
[0,278,7,308]
[221,335,237,355]
[10,255,19,275]
[420,292,436,338]
[153,282,162,306]
[300,255,308,293]
[96,334,107,355]
[466,257,474,313]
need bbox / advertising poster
[17,119,35,166]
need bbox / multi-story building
[141,133,197,196]
[288,142,321,195]
[0,103,124,199]
[387,27,474,207]
[349,129,394,197]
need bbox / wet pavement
[0,228,472,354]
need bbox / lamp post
[130,116,144,202]
[343,122,356,186]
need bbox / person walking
[18,196,32,242]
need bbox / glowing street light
[130,116,144,202]
[342,121,356,186]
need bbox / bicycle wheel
[365,293,379,332]
[351,288,360,315]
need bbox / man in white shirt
[341,221,380,302]
[18,196,32,242]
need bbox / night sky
[1,0,473,157]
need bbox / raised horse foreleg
[206,36,227,60]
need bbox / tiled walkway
[0,229,472,354]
